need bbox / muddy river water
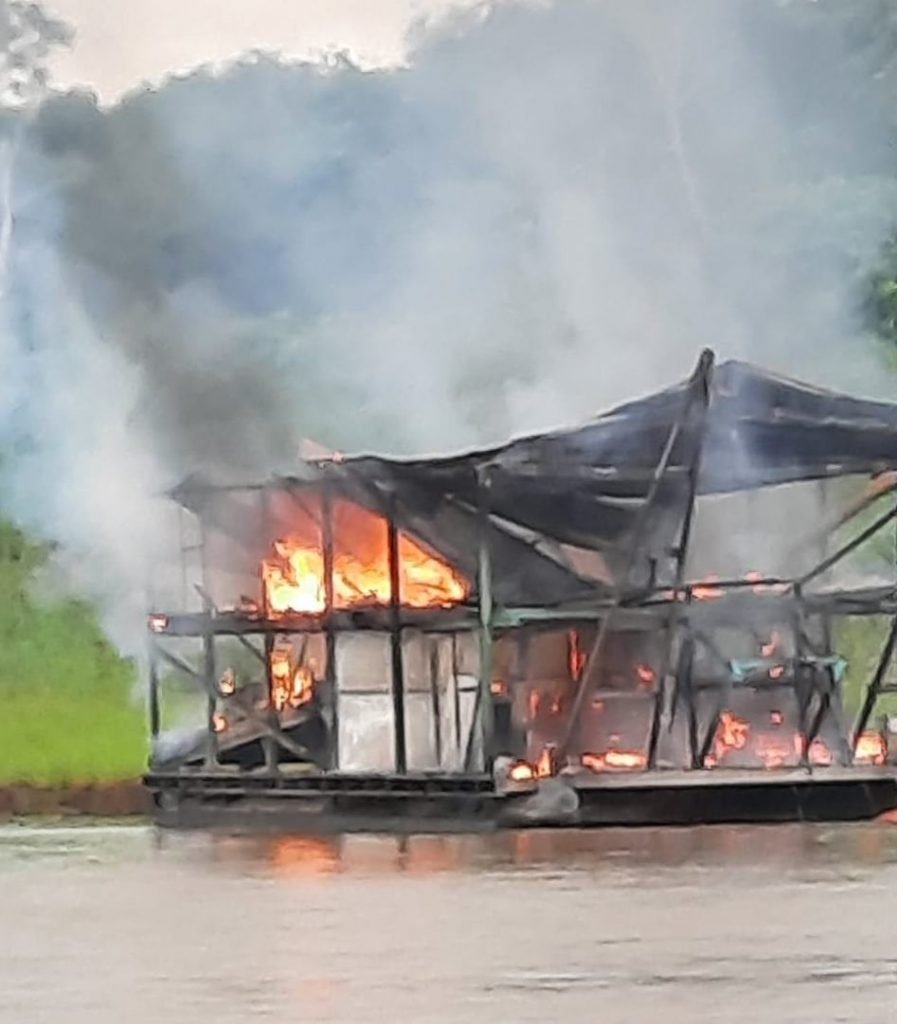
[2,822,897,1023]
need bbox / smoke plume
[2,0,897,652]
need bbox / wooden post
[387,494,407,774]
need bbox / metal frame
[146,362,897,784]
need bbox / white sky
[43,0,470,101]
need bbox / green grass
[0,521,146,784]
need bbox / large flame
[270,646,314,712]
[262,498,468,614]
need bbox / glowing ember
[508,761,535,783]
[705,710,750,766]
[262,501,468,614]
[746,570,765,594]
[808,738,834,766]
[535,747,554,778]
[581,750,647,772]
[692,574,724,600]
[528,691,540,720]
[636,664,656,687]
[568,630,587,681]
[761,631,781,658]
[755,731,801,769]
[270,647,314,712]
[855,731,887,766]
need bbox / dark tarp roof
[173,351,897,593]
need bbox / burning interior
[145,351,897,810]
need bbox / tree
[0,1,71,286]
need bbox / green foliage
[0,520,145,783]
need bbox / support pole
[321,475,339,769]
[557,350,714,767]
[260,487,279,773]
[198,520,218,769]
[476,469,495,769]
[203,629,218,769]
[429,639,443,768]
[654,353,713,768]
[387,494,407,774]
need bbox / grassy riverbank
[0,522,145,784]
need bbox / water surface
[2,822,897,1023]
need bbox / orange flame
[262,499,468,615]
[581,750,647,772]
[855,731,887,766]
[270,647,314,712]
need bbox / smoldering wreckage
[145,350,897,830]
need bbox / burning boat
[145,350,897,830]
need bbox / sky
[44,0,472,101]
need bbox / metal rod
[387,494,407,774]
[798,503,897,588]
[148,642,161,738]
[852,616,897,751]
[559,354,713,765]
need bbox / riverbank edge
[0,781,149,817]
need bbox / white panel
[402,634,430,692]
[336,633,391,693]
[405,692,438,770]
[338,694,395,771]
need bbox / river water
[2,822,897,1023]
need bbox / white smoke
[2,0,897,653]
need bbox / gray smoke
[2,0,897,654]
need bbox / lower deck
[145,765,897,833]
